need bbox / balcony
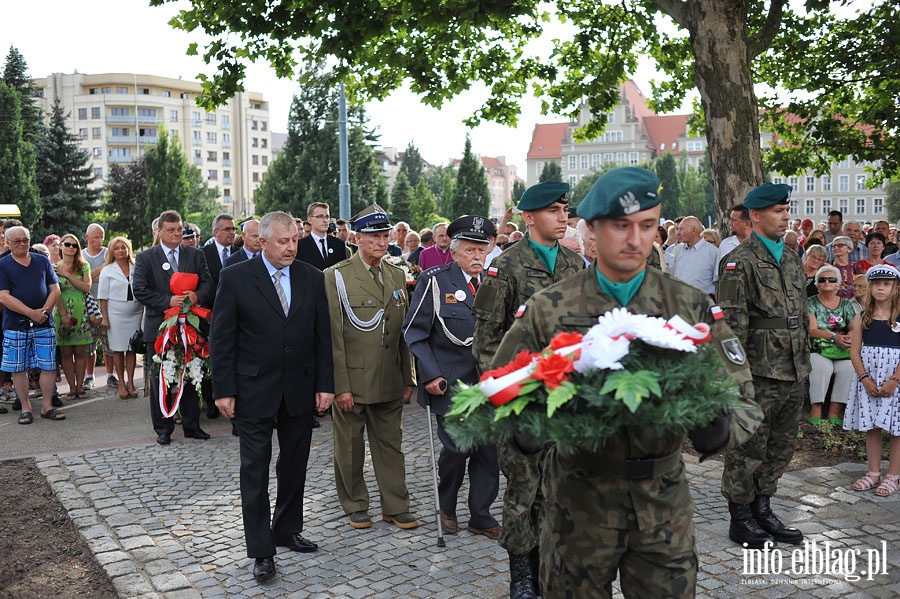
[106,115,135,124]
[222,195,232,203]
[222,159,231,167]
[108,135,136,145]
[106,114,161,125]
[223,178,232,185]
[222,141,231,149]
[193,120,202,127]
[107,155,135,164]
[193,157,202,166]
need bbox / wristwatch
[830,332,836,342]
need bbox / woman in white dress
[97,236,143,399]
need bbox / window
[94,167,103,179]
[251,137,258,148]
[138,108,156,117]
[207,150,217,161]
[116,87,128,94]
[221,115,230,129]
[252,172,260,182]
[592,154,601,169]
[77,128,87,140]
[192,131,202,144]
[91,107,100,119]
[822,198,831,214]
[193,149,201,160]
[162,90,171,97]
[567,175,577,186]
[89,88,97,95]
[839,175,849,191]
[536,162,543,177]
[822,176,832,192]
[686,141,703,152]
[222,133,230,146]
[567,155,576,170]
[206,132,217,143]
[874,198,884,215]
[617,152,626,164]
[629,152,639,165]
[111,127,129,137]
[839,198,849,214]
[207,169,218,181]
[92,127,101,139]
[580,154,589,170]
[223,188,231,198]
[139,128,156,138]
[789,177,799,192]
[806,176,815,192]
[180,92,189,99]
[660,143,666,151]
[856,198,866,215]
[140,88,149,95]
[773,177,783,185]
[857,174,867,191]
[261,138,268,149]
[109,147,132,158]
[170,110,178,123]
[260,121,267,131]
[206,113,216,125]
[262,156,268,166]
[607,112,615,124]
[101,87,110,94]
[111,107,129,117]
[603,153,614,163]
[805,199,815,215]
[252,155,259,166]
[789,200,798,215]
[93,147,102,158]
[223,170,230,179]
[251,120,258,130]
[192,111,201,124]
[603,131,623,143]
[78,108,87,120]
[839,158,849,168]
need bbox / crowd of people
[3,169,900,597]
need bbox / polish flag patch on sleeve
[487,266,499,277]
[515,304,527,318]
[711,305,725,320]
[725,262,737,271]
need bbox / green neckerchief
[754,232,784,265]
[527,236,560,275]
[595,266,645,307]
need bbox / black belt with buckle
[749,316,799,330]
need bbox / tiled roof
[643,114,690,153]
[527,122,568,160]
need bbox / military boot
[728,501,775,549]
[527,547,542,596]
[751,495,803,545]
[508,552,538,599]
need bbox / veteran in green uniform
[324,205,418,531]
[717,183,811,549]
[473,182,584,599]
[493,167,763,599]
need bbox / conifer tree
[451,136,489,217]
[390,171,414,224]
[399,141,424,188]
[410,178,440,231]
[0,82,40,226]
[105,159,149,247]
[539,161,562,182]
[144,127,190,224]
[2,46,43,144]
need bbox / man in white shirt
[670,216,718,295]
[82,223,113,389]
[715,204,753,282]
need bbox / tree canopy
[144,127,191,225]
[451,135,490,218]
[152,0,899,224]
[0,82,39,226]
[105,159,150,247]
[539,161,562,183]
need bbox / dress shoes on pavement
[467,523,502,540]
[156,433,171,446]
[253,557,276,583]
[440,511,458,534]
[382,512,419,529]
[183,427,211,440]
[349,511,372,529]
[206,405,220,419]
[274,533,318,553]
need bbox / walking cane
[426,397,446,548]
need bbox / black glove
[513,433,543,455]
[689,411,732,457]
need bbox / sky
[0,0,669,173]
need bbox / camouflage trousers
[721,377,804,503]
[498,443,545,554]
[539,450,697,598]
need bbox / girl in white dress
[845,264,900,496]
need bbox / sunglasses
[62,242,79,248]
[817,277,839,283]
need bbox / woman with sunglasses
[97,236,142,399]
[53,234,93,400]
[831,235,864,299]
[807,264,856,425]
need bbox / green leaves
[445,382,487,419]
[493,395,534,421]
[546,380,577,417]
[598,370,661,414]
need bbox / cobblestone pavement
[33,401,900,598]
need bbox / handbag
[84,292,103,327]
[129,329,146,355]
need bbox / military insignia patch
[710,305,724,320]
[487,266,499,277]
[618,191,640,215]
[721,338,746,365]
[725,262,736,271]
[515,304,527,318]
[445,293,458,304]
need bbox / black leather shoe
[312,417,321,429]
[184,427,211,440]
[253,557,276,583]
[156,433,171,446]
[275,533,318,553]
[751,495,803,545]
[231,424,239,437]
[728,501,775,549]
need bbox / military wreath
[444,308,741,455]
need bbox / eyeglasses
[62,242,78,248]
[817,277,839,283]
[8,239,29,244]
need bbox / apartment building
[527,81,887,223]
[33,72,273,217]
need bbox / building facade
[34,72,273,217]
[481,156,517,219]
[527,81,887,224]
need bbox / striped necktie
[273,271,289,315]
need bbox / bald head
[680,216,703,246]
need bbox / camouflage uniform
[494,266,762,599]
[472,235,583,554]
[717,233,811,504]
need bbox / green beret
[744,183,792,210]
[577,167,661,221]
[517,181,570,211]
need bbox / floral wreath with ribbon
[445,307,741,455]
[151,272,212,419]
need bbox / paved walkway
[7,382,900,597]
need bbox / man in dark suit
[297,202,348,270]
[210,211,334,583]
[202,213,237,295]
[133,210,214,445]
[403,215,501,541]
[224,219,261,268]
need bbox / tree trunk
[684,0,765,228]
